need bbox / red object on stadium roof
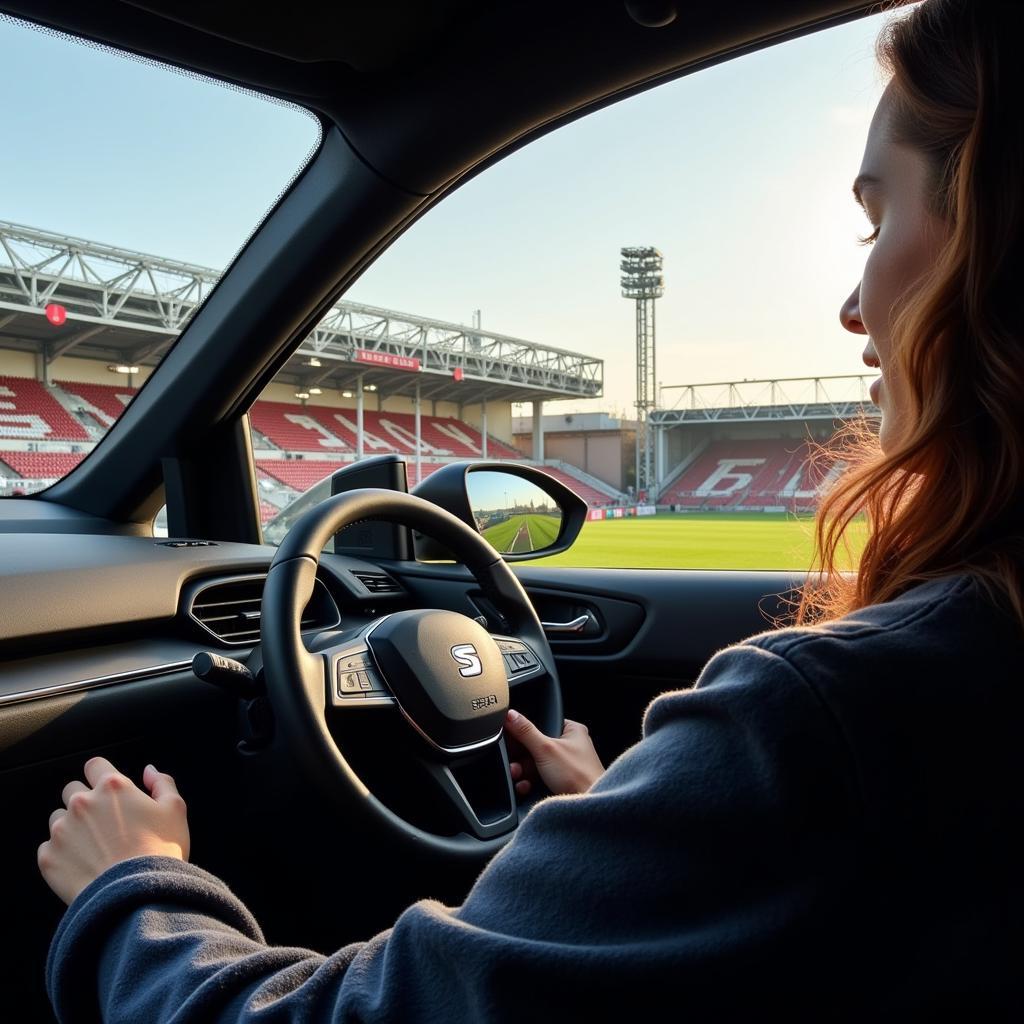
[45,303,67,326]
[453,367,464,382]
[354,348,420,372]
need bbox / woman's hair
[795,0,1024,628]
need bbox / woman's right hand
[503,708,605,798]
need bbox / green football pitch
[482,513,562,553]
[529,512,867,570]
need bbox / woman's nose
[839,282,866,334]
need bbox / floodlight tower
[620,246,664,496]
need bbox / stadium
[0,220,878,567]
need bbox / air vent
[351,570,401,595]
[187,574,340,646]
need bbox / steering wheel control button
[337,667,365,696]
[367,609,509,751]
[493,637,541,680]
[337,650,373,670]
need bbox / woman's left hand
[38,758,190,905]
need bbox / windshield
[0,14,321,498]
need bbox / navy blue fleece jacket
[46,574,1024,1020]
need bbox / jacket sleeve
[46,641,865,1023]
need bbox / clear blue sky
[1,8,896,416]
[0,15,321,271]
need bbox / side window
[0,14,319,514]
[253,12,885,569]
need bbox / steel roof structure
[652,374,881,426]
[0,220,602,405]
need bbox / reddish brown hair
[796,0,1024,627]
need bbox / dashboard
[0,524,413,714]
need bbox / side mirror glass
[466,471,563,555]
[411,461,587,562]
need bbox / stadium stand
[1,374,628,510]
[58,380,135,427]
[248,401,350,453]
[658,439,826,510]
[257,459,339,493]
[304,408,520,459]
[536,466,622,507]
[0,450,86,479]
[249,402,522,460]
[0,375,90,441]
[255,458,447,503]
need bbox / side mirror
[411,462,587,562]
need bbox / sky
[0,8,894,417]
[468,471,561,516]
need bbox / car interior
[0,1,878,1017]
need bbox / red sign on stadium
[354,349,420,372]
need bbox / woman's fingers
[509,758,540,784]
[49,808,66,829]
[83,756,122,789]
[61,780,88,807]
[143,765,183,806]
[508,760,533,798]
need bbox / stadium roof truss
[652,375,880,425]
[0,221,602,405]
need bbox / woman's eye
[857,225,880,246]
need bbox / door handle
[540,613,593,635]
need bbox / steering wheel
[260,487,564,861]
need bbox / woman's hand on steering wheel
[504,709,605,798]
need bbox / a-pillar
[532,399,544,462]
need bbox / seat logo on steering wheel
[450,643,483,678]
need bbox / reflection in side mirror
[467,471,563,555]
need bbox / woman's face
[839,82,952,453]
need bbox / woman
[38,1,1023,1018]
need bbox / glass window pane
[0,14,321,497]
[254,13,883,572]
